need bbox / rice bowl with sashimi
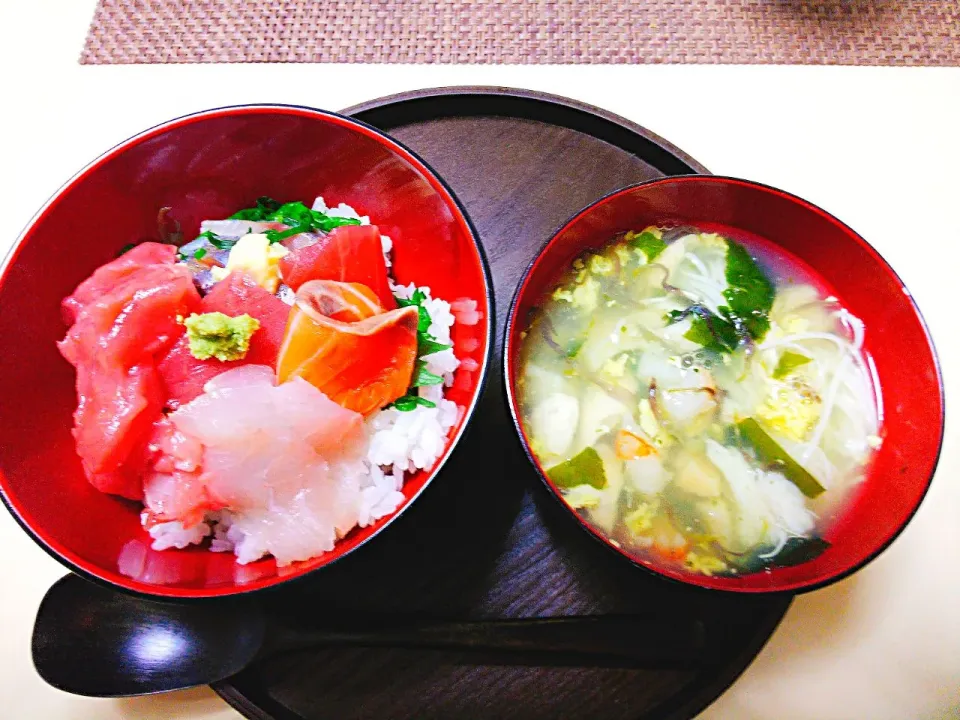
[57,195,482,568]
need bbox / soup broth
[517,227,881,576]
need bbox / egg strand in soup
[517,227,881,576]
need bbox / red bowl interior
[505,176,943,593]
[0,106,491,599]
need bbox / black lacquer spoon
[33,573,707,697]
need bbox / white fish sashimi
[166,365,370,565]
[199,219,286,238]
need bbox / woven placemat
[81,1,960,65]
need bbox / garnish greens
[391,395,437,411]
[389,287,453,411]
[187,197,363,251]
[625,228,666,261]
[198,230,237,251]
[665,238,775,353]
[682,312,740,354]
[721,240,775,341]
[547,447,607,490]
[737,537,831,574]
[230,197,362,243]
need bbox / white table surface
[2,1,959,718]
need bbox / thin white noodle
[759,331,853,352]
[674,287,713,311]
[759,331,871,390]
[835,309,865,350]
[758,528,789,559]
[866,353,884,426]
[683,257,727,303]
[802,354,851,464]
[764,308,880,438]
[636,296,679,306]
[677,277,725,317]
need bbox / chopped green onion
[773,351,812,379]
[390,395,438,411]
[228,197,361,242]
[193,230,236,250]
[565,337,586,358]
[737,418,825,498]
[626,229,666,261]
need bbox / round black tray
[212,87,791,720]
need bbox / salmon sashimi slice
[61,242,178,325]
[58,262,201,499]
[157,272,292,409]
[276,286,418,416]
[298,280,383,322]
[278,224,396,309]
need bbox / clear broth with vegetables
[517,227,881,576]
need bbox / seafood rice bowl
[58,195,483,568]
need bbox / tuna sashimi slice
[61,242,178,325]
[278,225,395,308]
[276,289,418,416]
[58,261,201,499]
[157,272,292,408]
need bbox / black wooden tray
[212,87,792,720]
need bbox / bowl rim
[0,103,495,600]
[503,173,945,596]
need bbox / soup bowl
[504,175,943,593]
[0,105,493,599]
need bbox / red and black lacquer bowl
[504,175,943,594]
[0,105,492,599]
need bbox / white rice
[147,518,211,551]
[311,195,371,226]
[367,385,461,479]
[146,199,472,565]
